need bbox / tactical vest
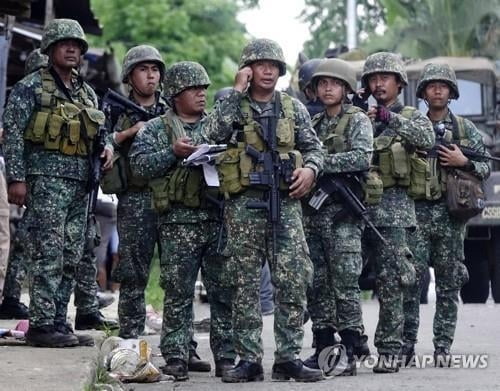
[408,113,468,201]
[373,106,416,189]
[313,105,383,205]
[149,111,204,213]
[24,68,104,156]
[217,92,302,196]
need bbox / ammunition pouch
[374,135,411,188]
[362,168,383,205]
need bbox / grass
[145,251,164,311]
[84,354,124,391]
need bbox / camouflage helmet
[298,58,322,91]
[213,86,233,104]
[164,61,211,98]
[416,63,459,99]
[24,48,48,75]
[361,52,408,88]
[40,19,88,54]
[121,45,166,83]
[239,38,287,76]
[311,58,357,93]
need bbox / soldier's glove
[376,105,393,124]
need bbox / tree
[363,0,499,59]
[300,0,385,58]
[89,0,255,98]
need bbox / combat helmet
[164,61,211,98]
[311,58,357,93]
[239,38,287,76]
[121,45,166,83]
[24,48,48,75]
[361,52,408,88]
[416,63,459,99]
[40,19,88,54]
[213,86,233,104]
[298,58,322,92]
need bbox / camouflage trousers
[159,216,234,362]
[114,191,159,338]
[404,200,468,350]
[364,226,413,355]
[23,175,88,328]
[2,218,28,301]
[304,203,364,333]
[225,194,312,364]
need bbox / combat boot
[215,358,235,377]
[162,358,189,381]
[0,297,29,319]
[354,333,371,358]
[54,322,94,347]
[337,329,358,376]
[221,360,264,383]
[26,325,79,348]
[303,327,336,369]
[434,347,451,367]
[400,342,415,367]
[188,350,211,372]
[373,354,400,373]
[272,359,324,382]
[75,311,118,330]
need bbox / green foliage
[300,0,385,58]
[145,252,164,311]
[89,0,252,97]
[364,0,500,59]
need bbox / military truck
[404,57,500,303]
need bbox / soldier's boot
[304,327,336,369]
[26,325,79,348]
[0,297,29,319]
[354,333,371,358]
[215,358,235,377]
[272,359,324,382]
[75,311,119,331]
[54,321,95,347]
[97,291,115,309]
[221,360,264,383]
[373,354,400,374]
[188,350,211,372]
[162,358,189,381]
[400,342,416,367]
[434,347,451,368]
[337,329,358,376]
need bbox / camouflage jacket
[314,104,373,174]
[201,89,324,178]
[429,110,490,181]
[129,110,215,223]
[368,101,434,228]
[3,69,101,183]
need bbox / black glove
[376,105,393,124]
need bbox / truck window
[418,79,483,116]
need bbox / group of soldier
[0,17,489,383]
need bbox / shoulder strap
[161,109,186,142]
[400,106,416,120]
[280,92,294,120]
[451,113,467,141]
[335,105,362,139]
[311,111,325,129]
[39,68,56,110]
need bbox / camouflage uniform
[202,40,324,366]
[403,64,490,352]
[360,53,434,359]
[129,61,234,366]
[2,19,106,332]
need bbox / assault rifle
[245,94,295,264]
[102,88,154,122]
[308,174,387,245]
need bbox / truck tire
[461,239,490,303]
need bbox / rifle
[308,174,388,245]
[102,88,154,122]
[205,193,225,254]
[244,94,294,264]
[419,123,500,162]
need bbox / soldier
[298,58,324,117]
[105,47,211,372]
[361,52,434,372]
[202,38,324,383]
[402,63,489,366]
[129,61,235,380]
[302,58,373,375]
[2,19,113,347]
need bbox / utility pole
[45,0,54,26]
[0,15,15,124]
[346,0,357,49]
